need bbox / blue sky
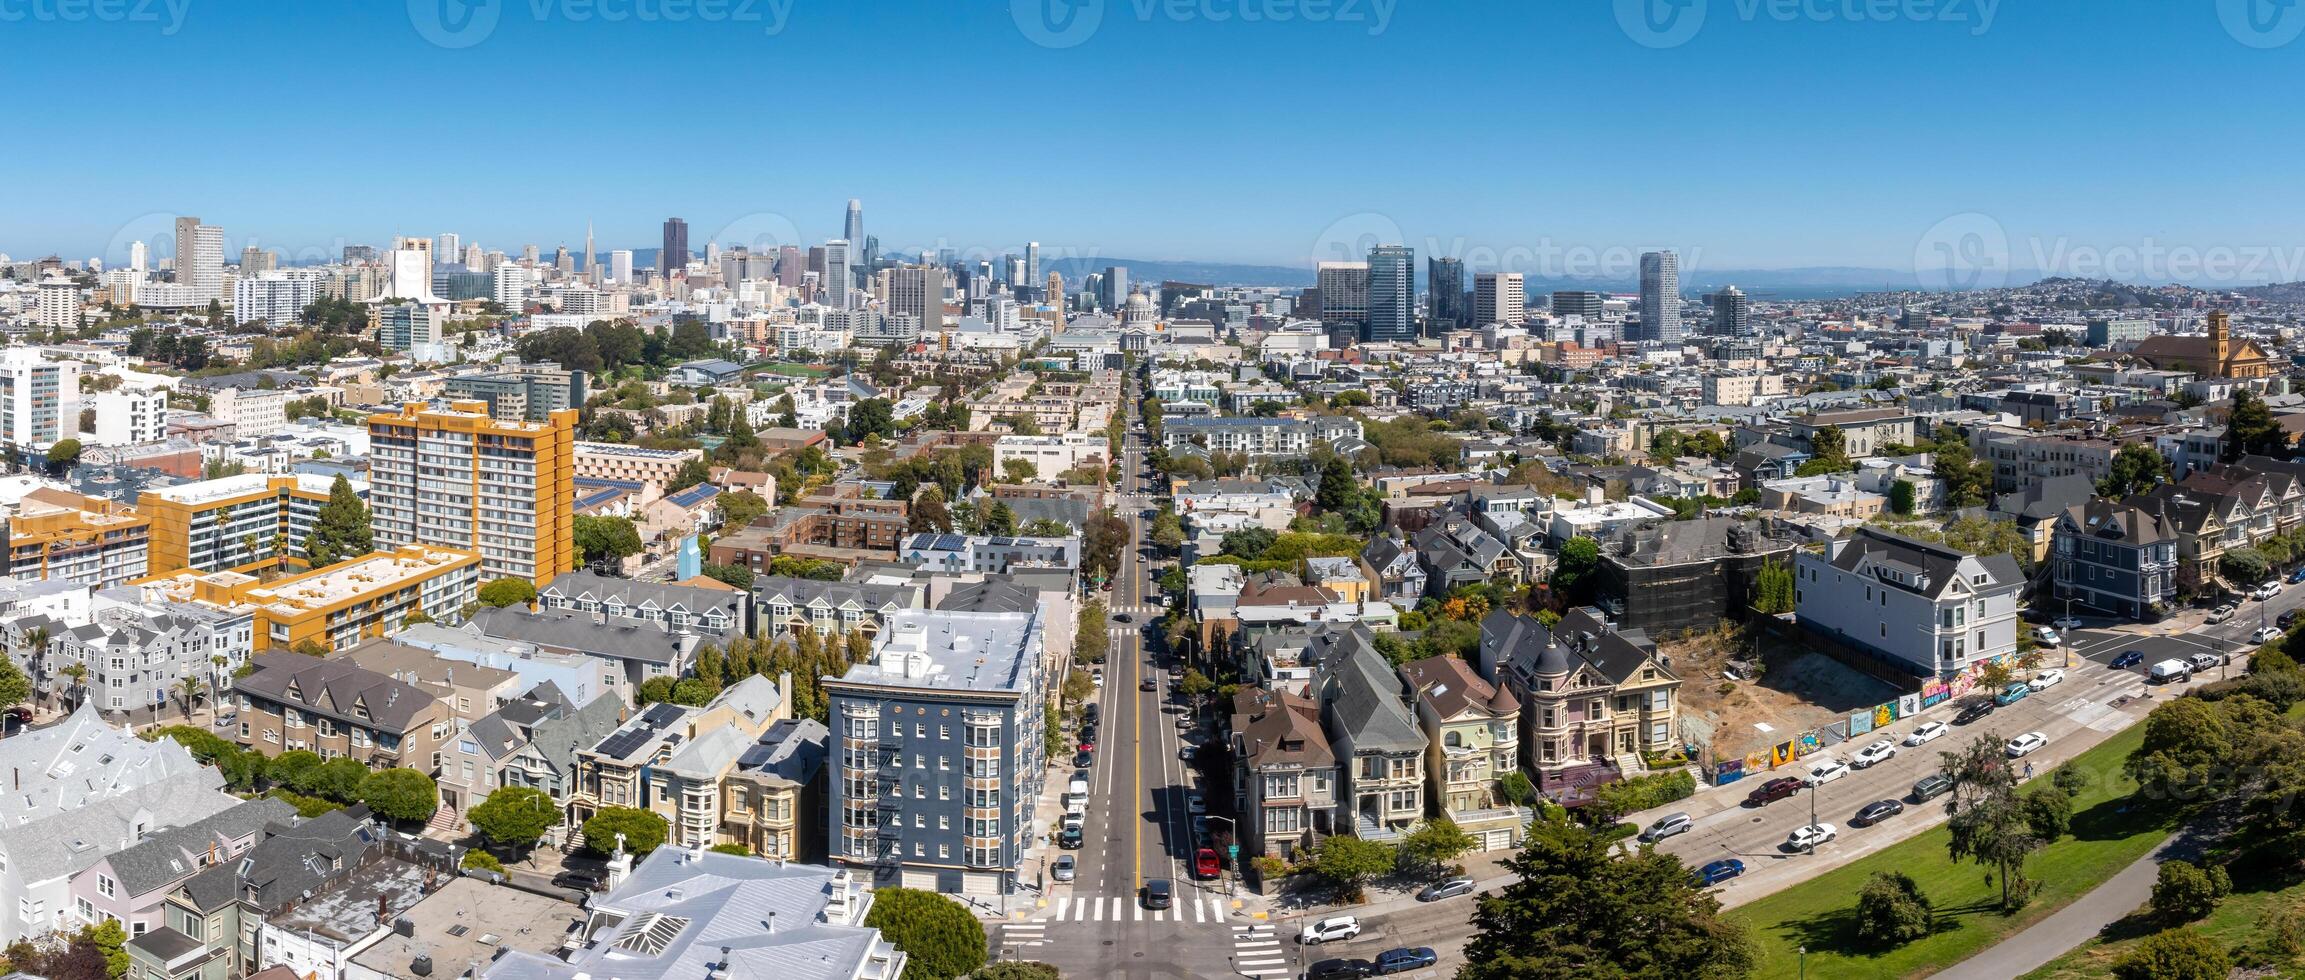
[7,0,2305,281]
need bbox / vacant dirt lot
[1666,624,1906,764]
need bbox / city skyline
[7,3,2305,280]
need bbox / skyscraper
[128,240,147,279]
[843,199,865,286]
[661,217,689,275]
[583,221,595,279]
[890,263,945,342]
[435,233,460,260]
[1025,241,1040,285]
[1709,284,1752,337]
[173,216,224,301]
[1474,272,1525,328]
[1364,245,1415,344]
[610,249,634,284]
[1550,290,1604,319]
[1315,261,1369,328]
[1427,257,1466,334]
[1102,265,1129,312]
[1637,250,1682,344]
[368,401,577,589]
[822,240,853,308]
[777,245,804,287]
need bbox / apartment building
[1793,526,2023,679]
[1161,415,1363,458]
[825,607,1050,897]
[7,591,252,718]
[754,575,915,641]
[2053,498,2180,621]
[450,689,625,823]
[1784,407,1918,459]
[568,675,786,848]
[1480,608,1684,800]
[441,361,589,422]
[0,346,81,450]
[209,387,287,441]
[231,651,453,777]
[535,570,748,638]
[1399,654,1526,852]
[369,401,577,588]
[140,473,364,574]
[719,718,830,862]
[573,441,704,489]
[88,387,168,446]
[130,544,482,653]
[1229,687,1338,860]
[900,533,1079,578]
[991,432,1108,479]
[0,487,150,589]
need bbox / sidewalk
[1930,830,2185,980]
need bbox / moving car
[1804,759,1850,786]
[2032,626,2062,646]
[1994,682,2031,706]
[2029,669,2066,691]
[1417,877,1477,901]
[1052,854,1076,882]
[1954,699,1997,725]
[1639,812,1693,842]
[1852,799,1906,827]
[1373,948,1440,975]
[1194,847,1222,880]
[2006,731,2048,757]
[1299,915,1363,945]
[2254,582,2284,600]
[1306,959,1376,980]
[1746,776,1804,806]
[1141,878,1173,909]
[1692,859,1746,887]
[2111,649,2146,670]
[1140,678,1157,692]
[1904,721,1950,746]
[1851,739,1898,769]
[1911,773,1956,802]
[2208,603,2237,624]
[1785,823,1838,852]
[2189,652,2227,671]
[2258,625,2287,644]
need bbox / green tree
[637,675,678,704]
[1221,526,1276,561]
[582,806,670,857]
[2098,442,2171,499]
[574,514,645,566]
[1853,871,1934,948]
[718,489,769,530]
[668,458,714,492]
[2022,786,2073,841]
[45,438,82,470]
[468,785,557,849]
[2150,860,2232,923]
[1933,435,1993,509]
[1075,600,1109,665]
[1309,833,1395,898]
[2225,387,2284,462]
[1150,510,1185,550]
[1943,731,2045,912]
[671,678,718,705]
[1888,479,1917,515]
[972,963,1060,980]
[862,887,988,980]
[1461,811,1753,980]
[702,563,755,590]
[1751,558,1795,614]
[462,849,504,873]
[478,577,538,608]
[301,474,373,567]
[309,757,370,803]
[1316,456,1359,513]
[266,749,322,791]
[1397,816,1477,875]
[80,918,127,979]
[1550,536,1603,605]
[2221,546,2274,586]
[2113,927,2230,980]
[1001,458,1038,484]
[982,501,1018,537]
[358,768,439,824]
[0,655,31,722]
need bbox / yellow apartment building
[139,473,362,574]
[129,544,482,653]
[2,487,150,588]
[369,401,577,588]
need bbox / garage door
[901,869,937,890]
[962,871,1003,897]
[1479,829,1513,852]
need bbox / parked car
[1852,799,1906,827]
[1785,823,1838,852]
[1187,794,1208,816]
[1141,878,1173,909]
[2254,582,2284,600]
[2208,603,2237,624]
[2029,669,2066,691]
[1904,721,1950,746]
[1804,759,1850,786]
[1911,773,1956,802]
[2149,659,2192,684]
[1077,737,1096,753]
[1373,947,1439,975]
[1692,858,1746,887]
[553,870,603,891]
[2032,626,2062,646]
[1300,916,1363,945]
[1851,739,1898,768]
[2280,609,2301,629]
[1955,699,1997,725]
[1417,877,1477,901]
[1052,854,1076,881]
[2290,566,2305,585]
[2254,625,2282,644]
[1994,682,2031,706]
[2006,732,2048,757]
[1746,776,1804,806]
[1306,959,1376,980]
[1194,848,1221,880]
[1639,812,1693,842]
[1074,750,1095,768]
[2111,649,2147,670]
[2054,615,2083,631]
[1084,703,1099,722]
[2188,652,2225,672]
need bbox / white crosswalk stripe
[1031,894,1233,926]
[1232,924,1288,977]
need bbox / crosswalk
[1231,923,1289,977]
[1032,894,1234,924]
[998,921,1048,950]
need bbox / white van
[2148,659,2192,684]
[1068,776,1090,797]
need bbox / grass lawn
[2019,872,2305,979]
[1729,721,2174,979]
[746,361,832,378]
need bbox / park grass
[745,360,832,378]
[2018,871,2305,979]
[1728,721,2173,979]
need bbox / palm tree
[208,654,229,713]
[59,661,87,713]
[24,626,49,705]
[176,675,203,721]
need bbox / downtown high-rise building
[1025,241,1040,285]
[1636,250,1682,344]
[821,240,853,308]
[1474,272,1525,328]
[1551,290,1604,319]
[1100,265,1129,312]
[1364,245,1415,343]
[173,216,224,301]
[890,263,945,342]
[777,244,804,287]
[1315,261,1369,327]
[610,249,634,284]
[435,232,460,260]
[128,240,148,279]
[661,217,689,275]
[1427,257,1466,334]
[1708,284,1752,337]
[368,401,577,588]
[239,246,276,274]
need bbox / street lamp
[1799,945,1808,980]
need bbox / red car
[1194,847,1222,880]
[1745,776,1804,807]
[1078,739,1096,754]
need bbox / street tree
[1396,816,1477,875]
[469,785,558,850]
[1942,731,2044,911]
[583,807,669,857]
[862,887,987,980]
[1309,833,1394,900]
[358,768,439,824]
